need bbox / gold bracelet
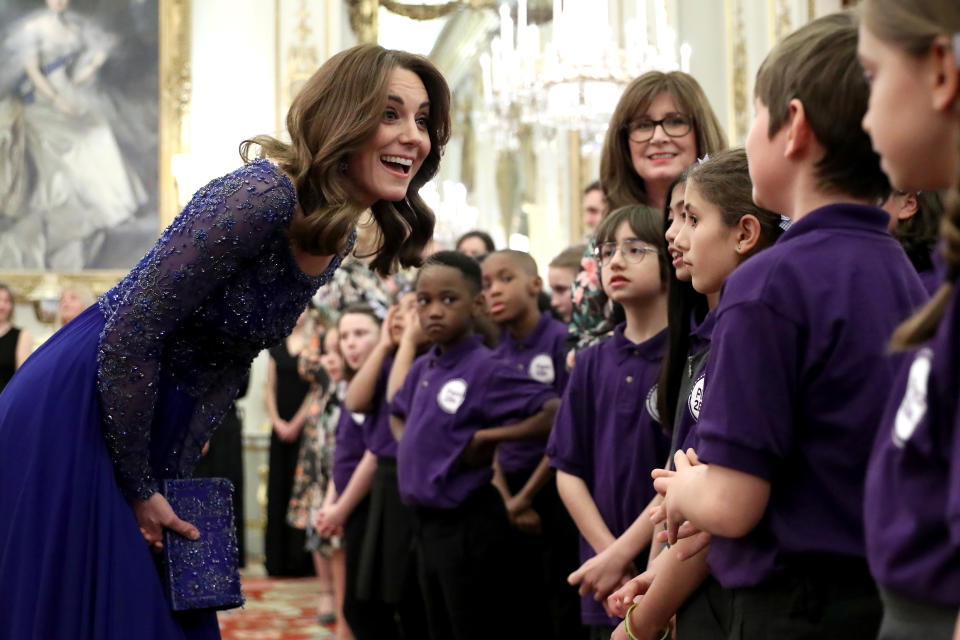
[624,603,641,640]
[624,602,671,640]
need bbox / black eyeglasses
[595,240,659,267]
[625,112,693,143]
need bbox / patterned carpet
[218,575,335,640]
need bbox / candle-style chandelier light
[479,0,691,149]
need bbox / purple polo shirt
[493,313,570,473]
[332,405,368,495]
[695,203,927,589]
[362,356,398,459]
[392,334,557,509]
[918,246,946,297]
[673,310,716,455]
[547,324,669,625]
[865,286,960,606]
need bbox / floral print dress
[566,238,618,368]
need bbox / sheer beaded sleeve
[96,163,296,500]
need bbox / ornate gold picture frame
[0,0,191,300]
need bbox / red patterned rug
[218,575,335,639]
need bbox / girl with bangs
[603,148,784,640]
[548,204,672,638]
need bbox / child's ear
[897,192,920,222]
[472,291,486,317]
[783,98,814,160]
[736,215,763,256]
[529,275,543,297]
[929,35,959,112]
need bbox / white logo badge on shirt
[437,378,468,414]
[893,348,932,447]
[351,412,365,425]
[646,384,660,422]
[528,353,556,384]
[688,373,705,422]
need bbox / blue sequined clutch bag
[160,477,244,611]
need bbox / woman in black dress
[0,283,33,394]
[265,308,315,576]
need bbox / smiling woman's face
[628,91,697,190]
[346,67,432,208]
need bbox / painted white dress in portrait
[0,5,147,270]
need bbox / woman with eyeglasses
[566,72,727,365]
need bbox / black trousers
[504,468,588,640]
[677,554,882,640]
[414,484,527,640]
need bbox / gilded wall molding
[773,0,792,41]
[348,0,379,43]
[276,0,320,136]
[160,0,192,229]
[726,0,748,144]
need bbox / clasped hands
[314,501,346,538]
[648,448,710,550]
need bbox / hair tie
[778,215,792,231]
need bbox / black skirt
[357,457,417,604]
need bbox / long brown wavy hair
[241,44,451,276]
[599,71,727,210]
[860,0,960,348]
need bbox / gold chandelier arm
[380,0,497,21]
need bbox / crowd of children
[284,3,960,639]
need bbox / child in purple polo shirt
[858,1,960,637]
[606,149,783,640]
[547,204,671,639]
[332,294,428,639]
[389,250,560,640]
[315,306,393,639]
[481,249,583,640]
[651,13,929,640]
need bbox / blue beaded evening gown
[0,159,353,639]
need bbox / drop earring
[736,243,742,252]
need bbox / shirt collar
[429,334,485,370]
[612,323,667,364]
[499,312,553,352]
[777,203,890,244]
[691,309,716,351]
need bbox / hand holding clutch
[160,478,244,612]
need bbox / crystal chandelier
[479,0,692,149]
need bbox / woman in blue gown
[0,43,450,640]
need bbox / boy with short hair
[481,249,583,639]
[548,244,587,324]
[652,13,928,639]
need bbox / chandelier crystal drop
[479,0,692,150]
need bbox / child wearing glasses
[547,205,671,639]
[606,149,784,640]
